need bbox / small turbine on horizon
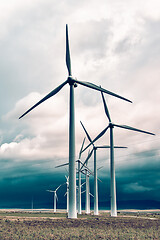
[19,24,132,219]
[46,184,62,212]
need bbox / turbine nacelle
[67,76,78,87]
[109,122,114,128]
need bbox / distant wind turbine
[82,92,155,216]
[46,184,62,212]
[19,24,132,219]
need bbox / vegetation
[0,211,159,239]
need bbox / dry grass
[0,210,159,239]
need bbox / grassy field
[0,210,159,239]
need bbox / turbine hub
[68,76,74,84]
[93,146,97,150]
[109,122,114,128]
[68,76,78,87]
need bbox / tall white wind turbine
[80,121,127,215]
[19,24,132,219]
[83,92,155,217]
[46,184,62,212]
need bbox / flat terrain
[0,209,159,239]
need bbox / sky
[0,0,160,209]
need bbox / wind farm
[17,23,156,219]
[19,24,134,219]
[0,20,156,217]
[0,0,160,238]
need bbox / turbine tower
[85,153,90,214]
[77,137,85,214]
[19,24,132,219]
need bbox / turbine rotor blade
[101,92,111,122]
[97,177,102,183]
[19,80,68,119]
[114,146,128,148]
[82,125,109,153]
[73,79,132,103]
[96,145,127,149]
[55,184,62,192]
[89,193,94,198]
[46,190,54,193]
[66,24,72,76]
[78,159,86,166]
[55,162,69,168]
[79,137,86,159]
[80,121,93,143]
[81,190,86,194]
[81,182,86,187]
[113,124,155,135]
[80,148,94,171]
[64,192,67,197]
[96,145,110,149]
[82,165,92,175]
[97,166,103,171]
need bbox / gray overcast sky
[0,0,160,206]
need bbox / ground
[0,209,159,239]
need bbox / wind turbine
[64,175,69,213]
[46,184,62,212]
[82,92,155,217]
[80,121,127,215]
[19,24,132,219]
